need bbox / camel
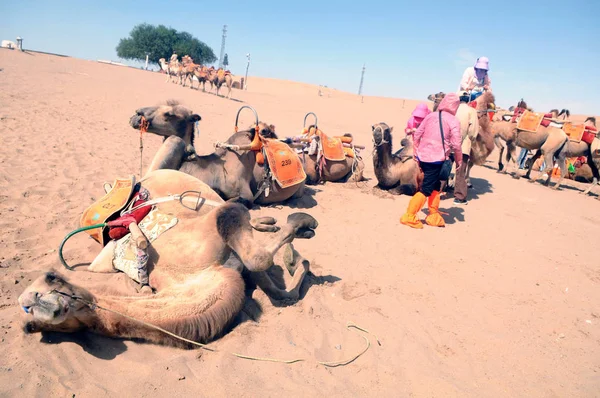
[371,122,422,195]
[524,117,600,196]
[165,54,183,85]
[207,68,233,98]
[491,100,570,189]
[18,169,319,347]
[426,91,497,188]
[284,114,365,185]
[130,102,306,208]
[158,58,169,76]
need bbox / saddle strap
[122,192,222,215]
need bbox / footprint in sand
[341,282,382,301]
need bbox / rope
[139,116,149,178]
[58,223,107,270]
[50,290,378,367]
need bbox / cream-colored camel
[18,169,319,347]
[492,104,570,189]
[166,54,183,85]
[427,91,496,188]
[371,122,422,195]
[525,117,600,196]
[130,102,306,207]
[158,58,170,78]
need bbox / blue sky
[2,0,599,113]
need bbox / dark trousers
[454,154,470,200]
[419,161,443,197]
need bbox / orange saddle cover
[516,110,544,133]
[79,176,135,245]
[318,132,346,161]
[263,139,306,189]
[563,122,585,142]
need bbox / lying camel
[130,102,305,208]
[18,169,318,347]
[371,122,422,195]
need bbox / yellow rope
[58,291,379,366]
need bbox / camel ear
[269,124,276,131]
[371,125,375,131]
[389,126,394,132]
[188,114,201,122]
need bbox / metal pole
[244,53,250,90]
[218,25,227,69]
[358,64,365,95]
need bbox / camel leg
[466,160,474,188]
[540,150,555,186]
[582,155,600,195]
[223,206,318,273]
[524,149,542,180]
[495,136,505,172]
[248,244,309,301]
[550,147,568,190]
[144,136,186,177]
[506,143,521,179]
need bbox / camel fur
[18,169,319,348]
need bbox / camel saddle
[303,127,347,161]
[261,139,306,189]
[79,176,136,246]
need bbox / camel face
[372,122,393,146]
[253,122,277,139]
[130,105,201,139]
[18,272,90,328]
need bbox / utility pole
[218,25,227,68]
[244,53,250,90]
[358,64,365,96]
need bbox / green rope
[59,223,106,270]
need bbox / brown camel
[180,55,201,88]
[208,68,233,98]
[490,100,570,189]
[371,122,422,195]
[18,169,319,347]
[130,103,306,208]
[285,116,365,185]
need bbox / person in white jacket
[459,56,491,102]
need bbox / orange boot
[400,192,426,229]
[425,190,445,227]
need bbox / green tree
[116,23,217,66]
[223,53,229,68]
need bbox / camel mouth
[129,114,150,131]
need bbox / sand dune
[0,49,599,397]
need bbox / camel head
[427,92,445,112]
[251,122,278,139]
[372,122,394,146]
[130,102,201,145]
[18,271,94,334]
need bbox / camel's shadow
[284,186,320,209]
[434,205,465,224]
[38,331,128,360]
[467,177,493,200]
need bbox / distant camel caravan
[18,168,319,347]
[159,54,234,98]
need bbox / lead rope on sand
[52,290,380,367]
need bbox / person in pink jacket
[400,93,463,229]
[405,103,431,137]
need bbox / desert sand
[0,49,599,397]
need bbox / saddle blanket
[112,207,178,283]
[262,138,306,189]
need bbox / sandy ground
[0,49,599,398]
